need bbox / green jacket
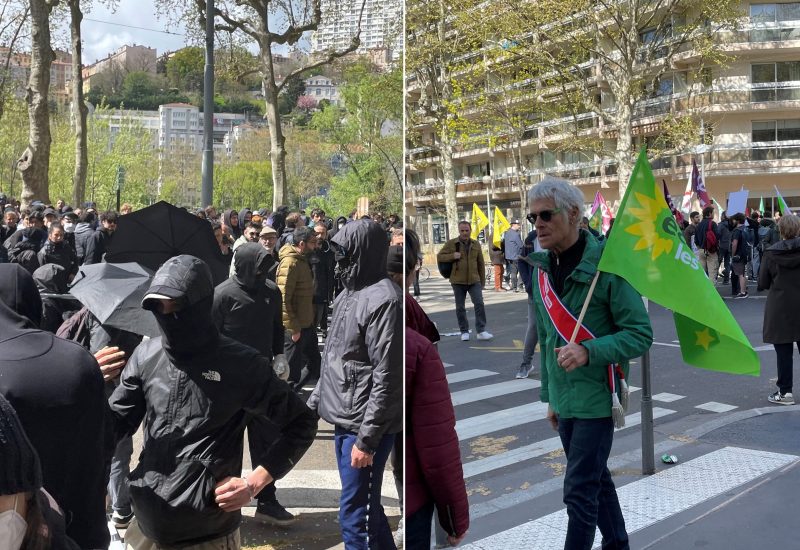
[437,237,485,286]
[530,231,652,419]
[277,243,315,332]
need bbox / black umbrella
[105,201,228,284]
[69,262,160,338]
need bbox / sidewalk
[632,407,800,549]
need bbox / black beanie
[0,393,42,496]
[387,244,404,274]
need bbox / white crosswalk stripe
[447,369,499,384]
[462,407,677,479]
[456,402,550,440]
[451,379,540,406]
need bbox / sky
[81,2,190,64]
[80,2,295,64]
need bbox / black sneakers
[253,500,297,526]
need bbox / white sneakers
[461,331,493,341]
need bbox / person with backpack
[730,213,752,299]
[693,206,721,282]
[436,221,493,341]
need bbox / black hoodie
[32,264,81,333]
[308,220,402,453]
[223,209,241,240]
[212,243,284,359]
[0,264,108,550]
[108,255,316,547]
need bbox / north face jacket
[108,255,317,547]
[308,220,403,453]
[529,231,653,419]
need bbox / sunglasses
[527,208,562,224]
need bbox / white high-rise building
[311,0,401,57]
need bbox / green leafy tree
[166,46,205,93]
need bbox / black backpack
[438,242,460,279]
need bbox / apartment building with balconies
[406,1,800,243]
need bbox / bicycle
[417,265,431,282]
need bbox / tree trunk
[440,125,458,238]
[260,50,287,211]
[69,0,88,208]
[613,100,634,201]
[18,0,54,208]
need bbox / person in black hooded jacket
[308,220,403,549]
[212,242,296,526]
[0,264,108,550]
[32,263,81,333]
[108,254,317,548]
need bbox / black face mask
[333,242,351,271]
[153,295,217,362]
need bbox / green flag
[775,186,792,215]
[588,207,602,232]
[598,148,759,376]
[759,195,764,214]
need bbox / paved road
[415,273,799,548]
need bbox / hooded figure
[223,209,241,240]
[32,264,80,333]
[238,207,253,230]
[0,264,108,550]
[307,220,402,548]
[211,243,296,525]
[213,243,284,362]
[108,255,317,547]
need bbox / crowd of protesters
[0,191,405,550]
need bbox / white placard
[727,190,749,215]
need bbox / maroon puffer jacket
[405,328,469,538]
[406,293,440,344]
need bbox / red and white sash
[537,268,626,405]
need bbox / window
[752,120,776,142]
[751,3,777,23]
[752,62,800,101]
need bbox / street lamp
[482,174,492,226]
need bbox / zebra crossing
[445,359,792,547]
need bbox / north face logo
[202,370,221,382]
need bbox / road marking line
[652,392,685,403]
[443,362,456,369]
[462,408,676,479]
[460,447,798,549]
[653,342,681,348]
[457,402,549,441]
[447,369,499,385]
[451,379,540,406]
[695,401,738,413]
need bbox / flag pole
[641,298,655,475]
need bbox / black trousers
[775,342,800,394]
[285,327,321,388]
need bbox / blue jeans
[405,500,434,549]
[558,417,629,550]
[335,427,397,549]
[521,295,539,368]
[452,283,486,333]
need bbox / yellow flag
[492,207,510,248]
[471,203,489,239]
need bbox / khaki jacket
[437,237,485,286]
[277,243,315,331]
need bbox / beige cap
[260,225,278,236]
